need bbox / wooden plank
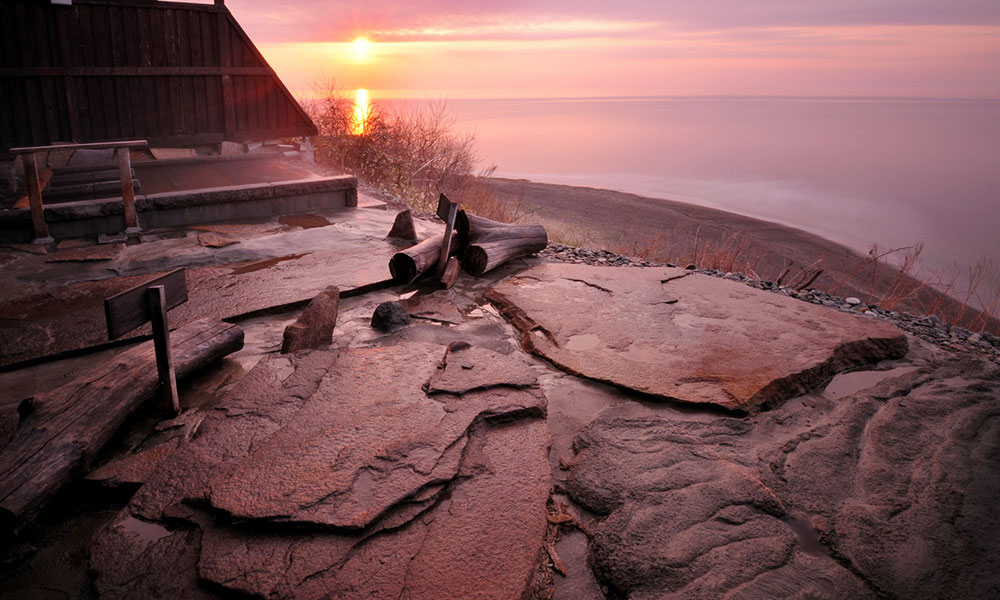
[92,4,112,68]
[12,3,27,68]
[104,269,187,339]
[0,80,11,145]
[108,5,124,67]
[147,285,180,414]
[189,10,204,67]
[40,78,61,142]
[25,79,46,146]
[54,9,81,142]
[0,318,244,535]
[205,74,222,132]
[163,9,178,67]
[176,9,192,67]
[202,10,217,66]
[149,7,165,67]
[136,6,152,67]
[31,4,52,68]
[0,4,16,68]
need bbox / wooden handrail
[10,140,148,154]
[13,140,148,242]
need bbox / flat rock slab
[565,358,1000,599]
[207,343,544,528]
[91,341,551,599]
[487,264,907,412]
[84,443,178,490]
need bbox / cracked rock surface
[564,357,1000,599]
[89,340,551,599]
[487,263,908,412]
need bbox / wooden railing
[8,140,148,243]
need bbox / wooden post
[146,285,180,415]
[23,152,52,244]
[117,146,139,232]
[436,194,458,276]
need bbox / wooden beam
[22,152,52,243]
[117,146,139,231]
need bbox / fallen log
[388,233,458,284]
[456,211,547,276]
[0,318,243,535]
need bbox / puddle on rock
[564,334,601,352]
[229,253,308,275]
[781,513,827,557]
[118,514,172,545]
[278,213,331,229]
[552,528,605,600]
[823,366,917,399]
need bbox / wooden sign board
[104,268,187,339]
[436,193,456,222]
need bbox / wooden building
[0,0,317,157]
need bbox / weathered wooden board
[0,318,243,535]
[104,268,187,339]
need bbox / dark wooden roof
[0,0,317,154]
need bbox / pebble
[538,243,999,363]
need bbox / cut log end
[464,246,491,276]
[389,253,419,284]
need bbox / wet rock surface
[89,339,551,599]
[4,217,998,600]
[488,263,907,412]
[565,357,1000,599]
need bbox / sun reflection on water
[351,88,371,135]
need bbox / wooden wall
[0,0,317,153]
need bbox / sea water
[434,96,1000,287]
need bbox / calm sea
[431,96,1000,286]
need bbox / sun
[351,37,372,61]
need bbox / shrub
[307,84,493,213]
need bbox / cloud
[228,0,1000,43]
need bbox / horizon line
[296,92,1000,103]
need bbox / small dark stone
[685,264,697,270]
[371,301,413,332]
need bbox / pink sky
[218,0,1000,99]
